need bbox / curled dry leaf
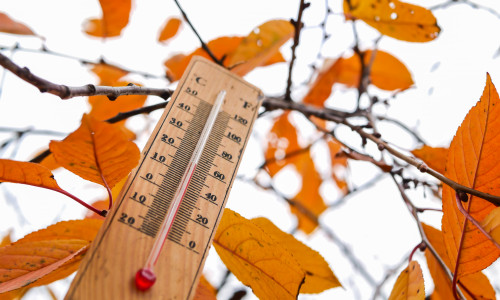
[422,223,495,300]
[84,0,131,38]
[441,74,500,277]
[158,17,182,43]
[49,114,140,189]
[214,209,305,299]
[0,219,103,293]
[344,0,440,42]
[252,217,341,293]
[0,12,36,36]
[411,145,448,175]
[303,50,413,106]
[388,261,425,300]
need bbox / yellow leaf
[0,219,103,293]
[228,19,294,77]
[193,276,217,300]
[0,159,60,191]
[422,223,495,300]
[411,146,448,175]
[344,0,440,42]
[0,12,36,36]
[303,50,413,106]
[214,209,305,299]
[158,17,182,43]
[84,0,131,38]
[442,74,500,277]
[49,114,140,189]
[252,217,341,293]
[388,261,425,300]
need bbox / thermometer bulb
[135,268,156,291]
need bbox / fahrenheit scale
[66,56,263,300]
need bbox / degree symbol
[195,77,207,86]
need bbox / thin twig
[173,0,223,65]
[284,0,309,101]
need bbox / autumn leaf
[422,223,495,300]
[344,0,440,42]
[291,150,328,234]
[264,112,302,177]
[0,159,61,191]
[49,114,140,189]
[252,217,341,293]
[193,276,217,300]
[388,261,425,300]
[441,74,500,277]
[0,232,11,248]
[303,50,413,106]
[0,12,36,36]
[214,209,305,299]
[481,206,500,247]
[84,0,131,38]
[164,36,243,81]
[88,64,147,122]
[158,17,182,43]
[0,219,102,293]
[228,19,294,77]
[327,138,348,194]
[164,20,291,81]
[412,145,448,174]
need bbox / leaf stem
[52,187,106,216]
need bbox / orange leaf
[412,145,448,174]
[264,112,302,177]
[252,217,341,293]
[0,232,11,248]
[158,17,182,43]
[49,114,140,189]
[327,138,348,193]
[164,37,243,81]
[344,0,440,42]
[292,150,327,234]
[422,223,495,300]
[84,0,131,38]
[0,219,103,293]
[481,207,500,243]
[193,276,217,300]
[303,50,413,106]
[0,159,60,191]
[228,19,294,77]
[388,261,425,300]
[0,12,36,36]
[214,209,305,299]
[442,74,500,277]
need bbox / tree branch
[284,0,309,101]
[0,52,173,100]
[173,0,223,65]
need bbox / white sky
[1,0,500,299]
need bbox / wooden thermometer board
[66,56,263,300]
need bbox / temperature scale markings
[139,101,230,241]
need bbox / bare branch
[173,0,223,65]
[0,52,173,100]
[284,0,309,101]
